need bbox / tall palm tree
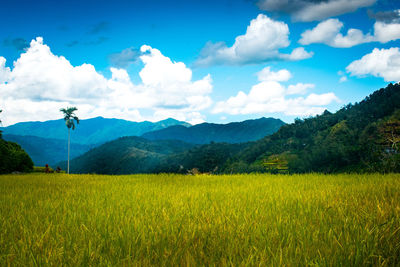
[0,109,2,138]
[60,107,79,174]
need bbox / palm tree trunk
[68,127,70,174]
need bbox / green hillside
[226,83,400,173]
[61,136,195,174]
[0,133,33,174]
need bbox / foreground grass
[0,173,399,266]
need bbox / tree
[0,109,3,138]
[60,107,79,174]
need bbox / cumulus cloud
[257,66,292,82]
[0,37,213,125]
[195,14,312,66]
[0,57,11,83]
[373,21,400,43]
[299,18,400,47]
[212,66,339,116]
[257,0,376,22]
[346,47,400,82]
[287,83,315,95]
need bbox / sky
[1,0,400,126]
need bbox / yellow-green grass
[0,173,399,266]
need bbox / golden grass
[0,173,399,266]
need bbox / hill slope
[0,133,33,173]
[1,117,190,145]
[62,137,195,174]
[224,83,400,173]
[141,117,285,144]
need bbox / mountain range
[141,117,284,144]
[1,117,190,145]
[1,117,285,167]
[62,83,400,174]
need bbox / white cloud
[195,14,312,66]
[0,57,11,84]
[373,21,400,43]
[257,66,292,82]
[299,18,400,48]
[257,0,376,22]
[212,67,339,116]
[0,37,213,125]
[287,83,315,95]
[283,47,314,60]
[299,19,373,47]
[346,47,400,82]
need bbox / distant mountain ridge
[2,134,93,166]
[1,117,191,145]
[141,117,285,144]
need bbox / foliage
[0,138,33,173]
[0,173,399,266]
[60,107,79,130]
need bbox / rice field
[0,173,399,266]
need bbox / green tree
[60,107,79,174]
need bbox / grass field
[0,173,399,266]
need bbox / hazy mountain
[61,136,195,174]
[2,134,93,167]
[1,117,191,145]
[141,117,285,144]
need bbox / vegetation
[62,136,195,174]
[0,173,399,266]
[60,107,80,174]
[227,83,400,173]
[0,109,34,174]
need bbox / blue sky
[1,0,400,125]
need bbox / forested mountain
[1,117,190,145]
[3,134,93,166]
[67,83,400,174]
[60,137,195,174]
[222,83,400,173]
[141,117,285,144]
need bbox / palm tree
[0,109,2,138]
[60,107,79,174]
